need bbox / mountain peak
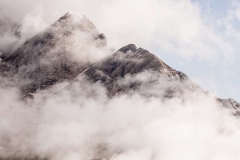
[0,13,107,94]
[118,44,137,53]
[51,12,98,34]
[116,44,187,79]
[58,12,72,21]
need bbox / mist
[0,0,232,59]
[0,71,240,160]
[1,0,240,160]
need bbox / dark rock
[0,13,105,95]
[85,44,192,97]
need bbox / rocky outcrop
[85,44,197,97]
[0,13,106,95]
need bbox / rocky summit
[0,13,106,95]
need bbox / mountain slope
[85,44,202,98]
[0,13,106,95]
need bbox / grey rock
[85,44,192,97]
[0,13,106,95]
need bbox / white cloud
[98,0,232,60]
[218,2,240,42]
[0,74,240,160]
[0,0,233,60]
[1,1,240,159]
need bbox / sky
[0,0,239,101]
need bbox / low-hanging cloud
[1,0,240,160]
[0,72,240,160]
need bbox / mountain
[85,44,202,98]
[0,13,106,95]
[2,12,240,160]
[0,17,20,56]
[0,13,239,109]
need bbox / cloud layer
[0,0,234,59]
[0,74,240,160]
[1,1,240,159]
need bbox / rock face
[85,44,201,97]
[0,13,106,95]
[0,13,239,108]
[87,44,187,81]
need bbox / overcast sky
[0,0,239,101]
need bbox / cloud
[0,0,234,60]
[217,2,240,42]
[0,73,240,160]
[1,0,240,159]
[98,0,232,60]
